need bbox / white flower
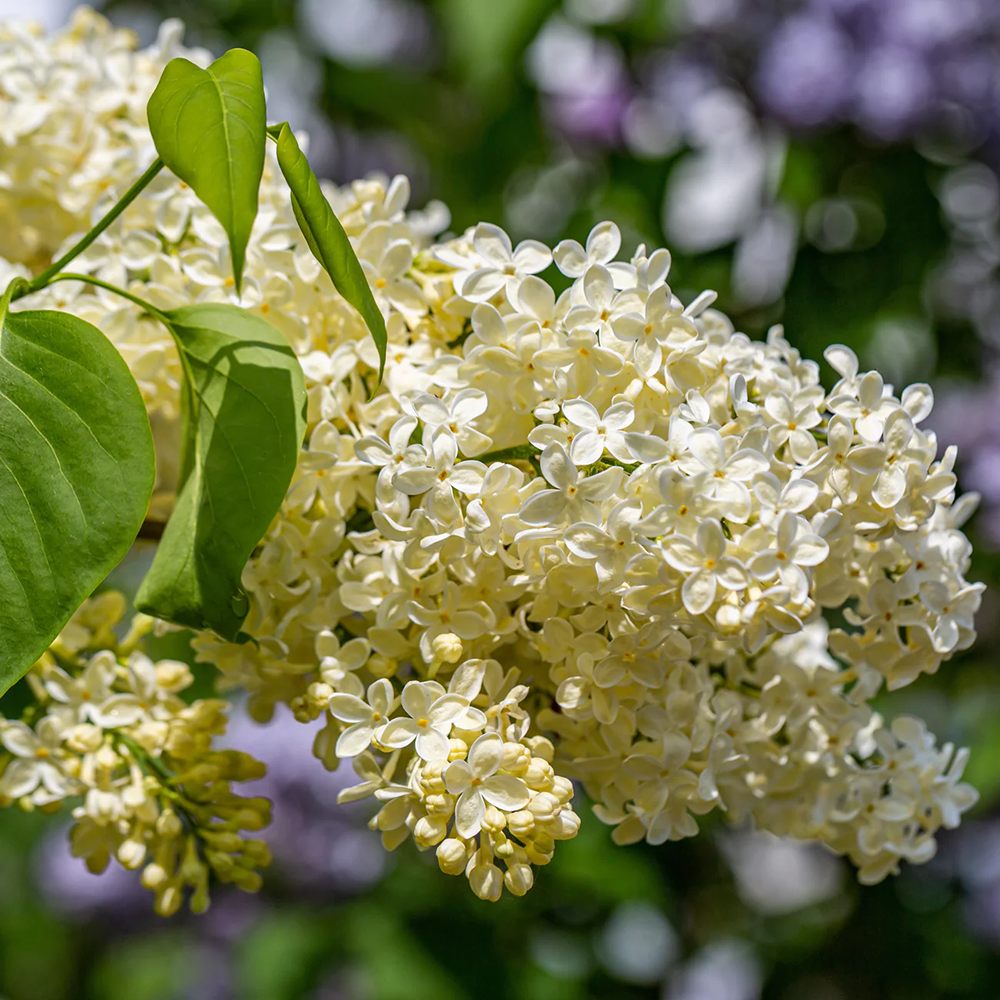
[562,397,635,465]
[663,519,749,615]
[354,415,422,481]
[918,581,984,653]
[519,443,623,527]
[553,221,621,277]
[450,223,551,302]
[317,633,370,695]
[0,717,77,803]
[328,678,396,757]
[405,389,492,457]
[564,501,644,586]
[747,512,829,603]
[379,681,470,761]
[763,389,823,462]
[680,429,769,523]
[828,369,898,442]
[444,733,531,837]
[392,429,487,497]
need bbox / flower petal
[454,789,486,838]
[468,732,503,777]
[481,773,531,812]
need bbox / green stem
[0,276,28,326]
[477,445,538,464]
[18,158,165,298]
[41,273,169,324]
[114,731,174,785]
[591,456,639,474]
[112,731,207,846]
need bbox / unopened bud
[469,862,504,901]
[414,815,448,848]
[431,632,464,664]
[504,863,534,896]
[436,837,467,875]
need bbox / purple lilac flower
[526,15,633,145]
[756,0,1000,146]
[755,14,857,128]
[225,703,388,893]
[531,0,1000,160]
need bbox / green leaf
[135,303,306,641]
[147,49,266,293]
[274,123,387,380]
[0,310,154,693]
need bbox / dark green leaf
[0,310,154,693]
[147,49,266,293]
[135,304,306,641]
[275,123,387,380]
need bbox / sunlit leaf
[135,304,306,641]
[275,123,387,380]
[0,310,154,693]
[147,49,266,292]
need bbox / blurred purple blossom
[527,16,633,145]
[225,703,387,894]
[530,0,1000,159]
[756,0,1000,144]
[756,14,857,128]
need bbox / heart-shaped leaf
[275,123,387,380]
[0,310,154,693]
[147,49,266,293]
[135,303,307,641]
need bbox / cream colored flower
[444,733,530,838]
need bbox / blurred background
[3,0,1000,997]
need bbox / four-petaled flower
[444,732,531,837]
[328,678,397,757]
[663,519,749,615]
[379,681,470,761]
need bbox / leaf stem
[18,158,165,298]
[111,731,208,849]
[41,273,170,325]
[0,276,28,327]
[477,445,538,464]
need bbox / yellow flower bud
[551,809,581,840]
[436,837,468,875]
[522,736,554,763]
[504,863,534,897]
[66,724,102,754]
[507,810,535,838]
[414,814,448,848]
[141,863,169,891]
[501,743,530,774]
[366,655,398,679]
[469,862,503,902]
[156,809,183,838]
[525,759,554,790]
[431,632,464,664]
[528,791,560,822]
[154,884,183,918]
[482,805,506,832]
[117,838,147,870]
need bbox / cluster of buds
[0,593,271,915]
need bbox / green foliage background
[2,1,999,997]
